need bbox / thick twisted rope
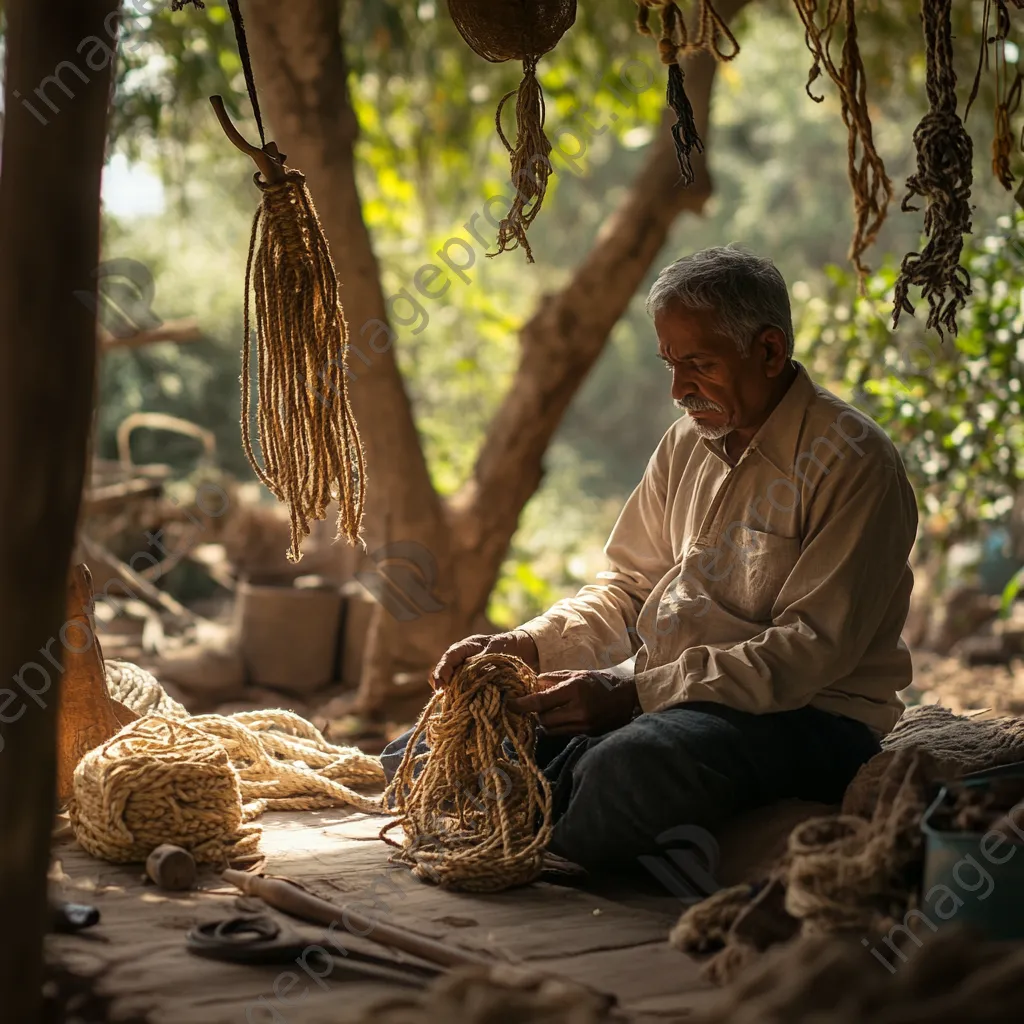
[105,659,189,720]
[892,0,974,340]
[242,170,366,561]
[380,653,552,892]
[69,707,384,868]
[792,0,892,280]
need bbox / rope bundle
[670,747,944,985]
[792,0,892,279]
[448,0,577,262]
[242,169,366,561]
[636,1,740,185]
[380,652,552,892]
[69,709,385,868]
[695,928,1024,1024]
[892,0,974,341]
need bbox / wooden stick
[210,95,288,185]
[221,871,487,969]
[101,317,202,350]
[82,478,164,515]
[78,534,197,625]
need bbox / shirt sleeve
[518,432,677,674]
[634,451,918,714]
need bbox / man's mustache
[675,396,726,413]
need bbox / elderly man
[382,246,918,870]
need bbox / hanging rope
[792,0,892,280]
[892,0,974,341]
[636,1,740,186]
[448,1,577,263]
[966,1,1024,192]
[175,0,365,560]
[493,57,551,262]
[380,653,552,893]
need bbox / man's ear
[758,326,789,376]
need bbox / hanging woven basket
[448,0,576,63]
[448,0,578,262]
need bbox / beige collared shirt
[520,362,917,737]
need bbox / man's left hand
[508,671,638,735]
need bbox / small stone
[592,908,602,916]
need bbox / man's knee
[380,728,419,783]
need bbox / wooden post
[0,0,120,1019]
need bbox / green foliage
[797,212,1024,549]
[15,0,1021,622]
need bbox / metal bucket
[920,763,1024,941]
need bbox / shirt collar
[701,361,816,474]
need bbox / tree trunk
[243,0,459,669]
[0,0,119,1017]
[240,0,750,677]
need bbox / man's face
[655,304,784,440]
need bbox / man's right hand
[430,630,540,689]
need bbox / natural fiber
[380,652,552,892]
[242,169,365,560]
[694,928,1024,1024]
[966,1,1024,192]
[637,1,740,185]
[360,963,616,1024]
[105,659,188,720]
[448,0,577,262]
[892,0,974,340]
[792,0,892,279]
[672,702,1024,984]
[69,707,384,867]
[671,747,942,983]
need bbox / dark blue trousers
[380,700,880,870]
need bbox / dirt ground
[905,649,1024,718]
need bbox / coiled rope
[380,653,552,892]
[69,701,384,868]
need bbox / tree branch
[100,317,202,350]
[450,0,754,616]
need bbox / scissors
[186,914,440,988]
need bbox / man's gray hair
[646,246,795,357]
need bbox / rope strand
[892,0,974,340]
[380,653,552,892]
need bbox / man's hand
[509,671,638,736]
[430,630,540,689]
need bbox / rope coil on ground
[69,689,385,867]
[380,652,553,892]
[670,747,945,983]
